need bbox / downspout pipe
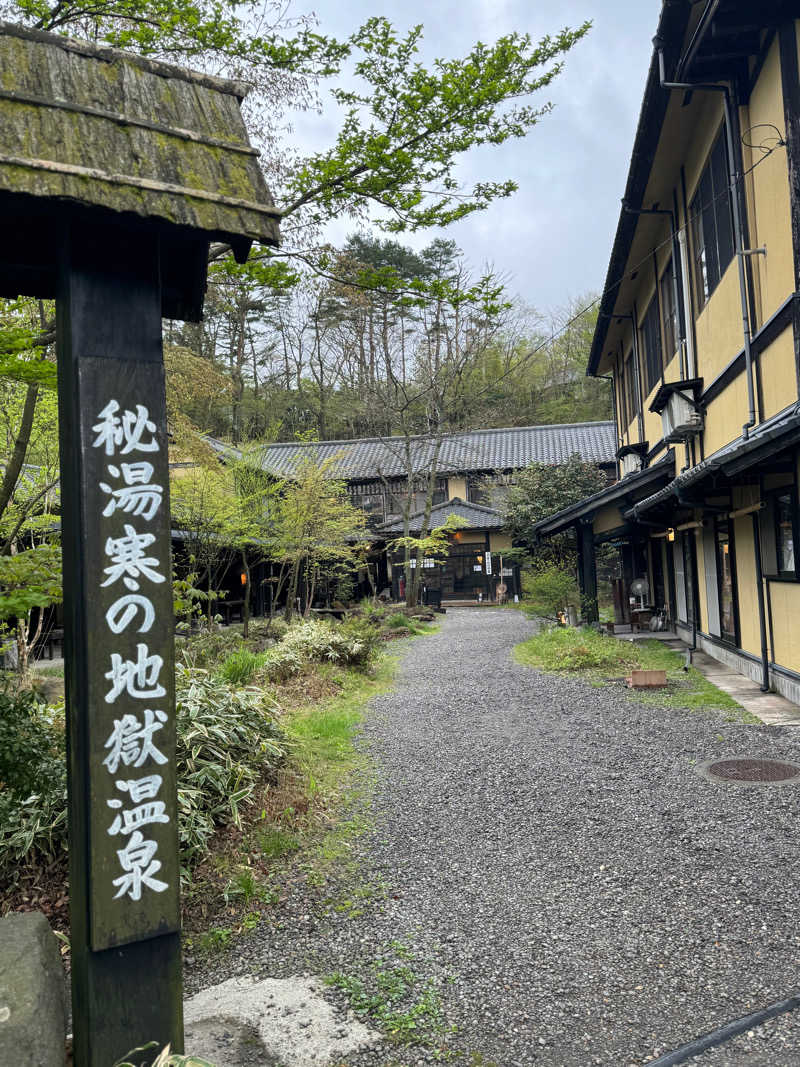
[655,42,757,439]
[622,202,692,471]
[596,372,618,444]
[622,203,686,379]
[751,510,771,691]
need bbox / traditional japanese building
[532,1,800,701]
[246,422,617,603]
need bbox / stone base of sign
[184,975,381,1065]
[0,912,67,1067]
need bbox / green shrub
[523,562,579,620]
[335,618,382,666]
[177,627,245,670]
[385,613,411,630]
[220,648,268,685]
[258,644,305,682]
[0,687,63,798]
[250,617,289,643]
[0,669,287,879]
[175,667,285,861]
[272,618,380,673]
[0,688,67,873]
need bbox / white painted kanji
[102,524,165,591]
[107,774,169,837]
[104,643,166,704]
[106,593,155,634]
[92,401,158,457]
[112,831,168,900]
[102,709,168,773]
[94,394,174,905]
[100,461,163,521]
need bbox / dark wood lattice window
[640,296,663,396]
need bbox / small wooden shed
[0,20,281,319]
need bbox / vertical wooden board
[76,357,180,951]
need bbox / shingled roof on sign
[253,422,617,480]
[0,20,280,317]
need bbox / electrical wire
[457,132,787,410]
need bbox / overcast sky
[289,0,661,313]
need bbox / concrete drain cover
[698,757,800,785]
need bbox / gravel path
[191,609,800,1066]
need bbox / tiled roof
[252,422,616,481]
[377,497,505,535]
[531,451,676,538]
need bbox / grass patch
[325,941,450,1048]
[515,625,640,672]
[515,626,757,720]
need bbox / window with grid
[623,350,638,428]
[691,130,735,309]
[660,257,679,361]
[348,481,386,522]
[640,297,663,396]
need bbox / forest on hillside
[166,234,611,445]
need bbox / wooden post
[57,219,183,1066]
[577,520,598,624]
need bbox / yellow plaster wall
[769,582,800,672]
[746,37,795,324]
[703,373,750,455]
[642,384,663,449]
[594,504,624,534]
[732,516,761,658]
[624,415,639,442]
[489,532,512,552]
[693,265,744,382]
[758,326,798,420]
[447,477,467,500]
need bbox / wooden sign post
[0,20,280,1065]
[58,221,183,1064]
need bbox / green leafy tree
[0,300,61,674]
[266,454,367,619]
[3,1,589,241]
[502,454,608,562]
[169,458,241,625]
[388,513,462,607]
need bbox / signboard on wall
[485,551,492,574]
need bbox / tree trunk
[16,616,30,678]
[241,548,251,638]
[285,558,301,621]
[0,382,39,526]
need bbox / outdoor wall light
[667,528,676,542]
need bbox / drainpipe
[655,42,758,439]
[623,201,693,472]
[751,511,771,691]
[622,203,686,379]
[677,229,696,378]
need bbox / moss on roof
[0,21,280,246]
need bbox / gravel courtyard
[192,608,800,1066]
